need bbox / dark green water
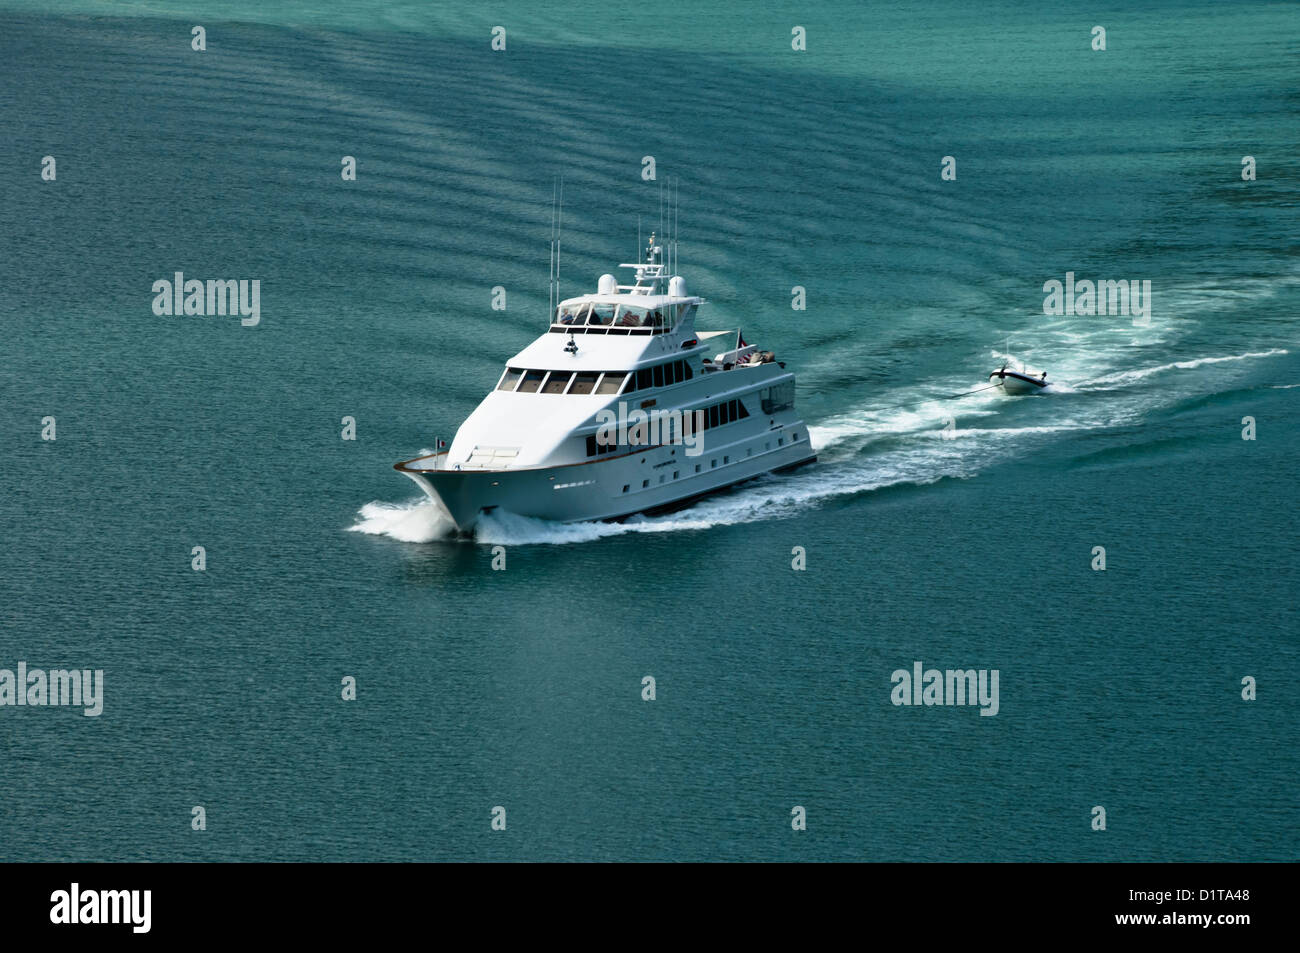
[1,1,1296,860]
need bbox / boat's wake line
[348,346,1292,546]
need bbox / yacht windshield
[556,303,589,325]
[588,304,616,326]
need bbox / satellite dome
[668,275,687,297]
[597,274,618,295]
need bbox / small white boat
[989,364,1049,395]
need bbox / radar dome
[597,274,618,295]
[669,276,687,297]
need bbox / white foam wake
[348,499,454,543]
[1082,348,1289,389]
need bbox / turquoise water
[1,1,1296,860]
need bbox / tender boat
[989,363,1050,395]
[394,235,816,532]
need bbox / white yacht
[394,236,816,532]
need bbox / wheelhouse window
[497,367,522,391]
[517,369,546,393]
[636,368,652,390]
[595,372,626,395]
[542,371,572,394]
[569,372,599,395]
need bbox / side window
[709,405,720,428]
[497,367,522,391]
[637,368,652,390]
[653,364,664,388]
[683,361,693,380]
[737,398,750,418]
[616,307,645,328]
[518,369,545,393]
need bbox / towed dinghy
[989,364,1049,395]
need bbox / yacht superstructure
[394,236,816,532]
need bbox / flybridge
[550,233,703,336]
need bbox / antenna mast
[556,175,564,313]
[672,177,679,276]
[548,177,557,319]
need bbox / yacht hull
[397,432,816,533]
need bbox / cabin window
[760,381,795,414]
[518,369,546,393]
[596,372,626,395]
[642,479,649,488]
[570,372,599,395]
[709,405,720,428]
[616,307,645,328]
[497,367,522,391]
[682,361,693,380]
[542,371,572,394]
[636,368,652,390]
[588,304,617,326]
[587,434,617,456]
[653,364,664,388]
